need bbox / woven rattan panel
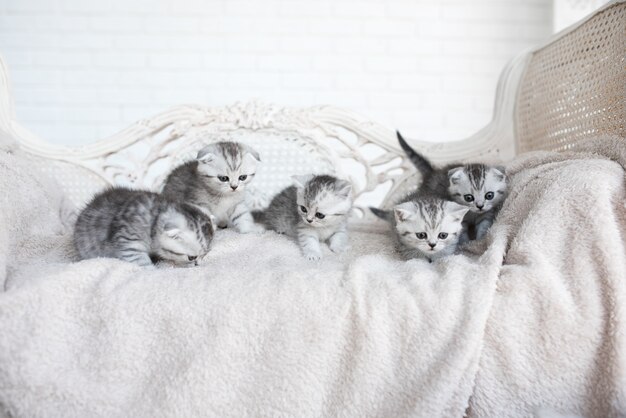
[516,3,626,152]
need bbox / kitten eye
[315,212,325,219]
[239,175,247,181]
[218,175,229,182]
[464,194,474,202]
[299,205,308,213]
[416,232,427,240]
[188,255,197,261]
[438,232,448,239]
[485,192,494,200]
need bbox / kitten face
[293,174,353,228]
[447,165,507,213]
[394,199,468,257]
[196,141,260,195]
[153,207,213,266]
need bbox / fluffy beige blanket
[0,137,624,418]
[469,137,626,418]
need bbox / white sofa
[0,2,624,417]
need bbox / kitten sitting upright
[396,131,508,241]
[371,197,468,262]
[253,175,353,261]
[162,141,264,234]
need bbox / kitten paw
[304,251,322,261]
[249,224,266,234]
[328,233,349,254]
[236,224,265,234]
[329,241,349,254]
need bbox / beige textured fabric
[0,137,624,417]
[0,129,18,153]
[0,149,73,290]
[516,2,626,153]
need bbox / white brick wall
[0,0,552,146]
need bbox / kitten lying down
[74,188,214,267]
[369,131,507,262]
[253,174,353,261]
[397,131,508,242]
[371,197,469,262]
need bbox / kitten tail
[396,131,434,177]
[369,207,392,222]
[251,210,265,224]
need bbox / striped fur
[162,141,263,233]
[395,131,509,241]
[392,197,469,262]
[253,174,353,260]
[74,188,213,267]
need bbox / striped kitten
[253,175,353,261]
[397,131,507,240]
[374,197,469,262]
[74,188,214,267]
[162,141,264,233]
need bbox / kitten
[253,174,353,261]
[74,188,214,267]
[396,131,508,240]
[372,197,469,262]
[161,141,264,233]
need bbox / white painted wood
[553,0,611,32]
[0,59,522,217]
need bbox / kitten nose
[428,243,436,249]
[230,184,238,190]
[476,203,484,210]
[188,255,197,261]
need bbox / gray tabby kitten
[253,174,353,261]
[74,188,214,267]
[396,131,508,241]
[373,197,469,262]
[162,141,263,233]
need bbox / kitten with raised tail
[74,188,214,267]
[396,131,508,241]
[371,197,469,262]
[252,175,353,261]
[161,141,264,234]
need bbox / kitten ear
[161,208,185,238]
[197,147,217,164]
[335,180,353,199]
[208,214,217,232]
[447,167,465,185]
[492,165,507,181]
[292,174,313,189]
[164,224,181,239]
[393,202,416,222]
[241,144,261,162]
[446,201,470,219]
